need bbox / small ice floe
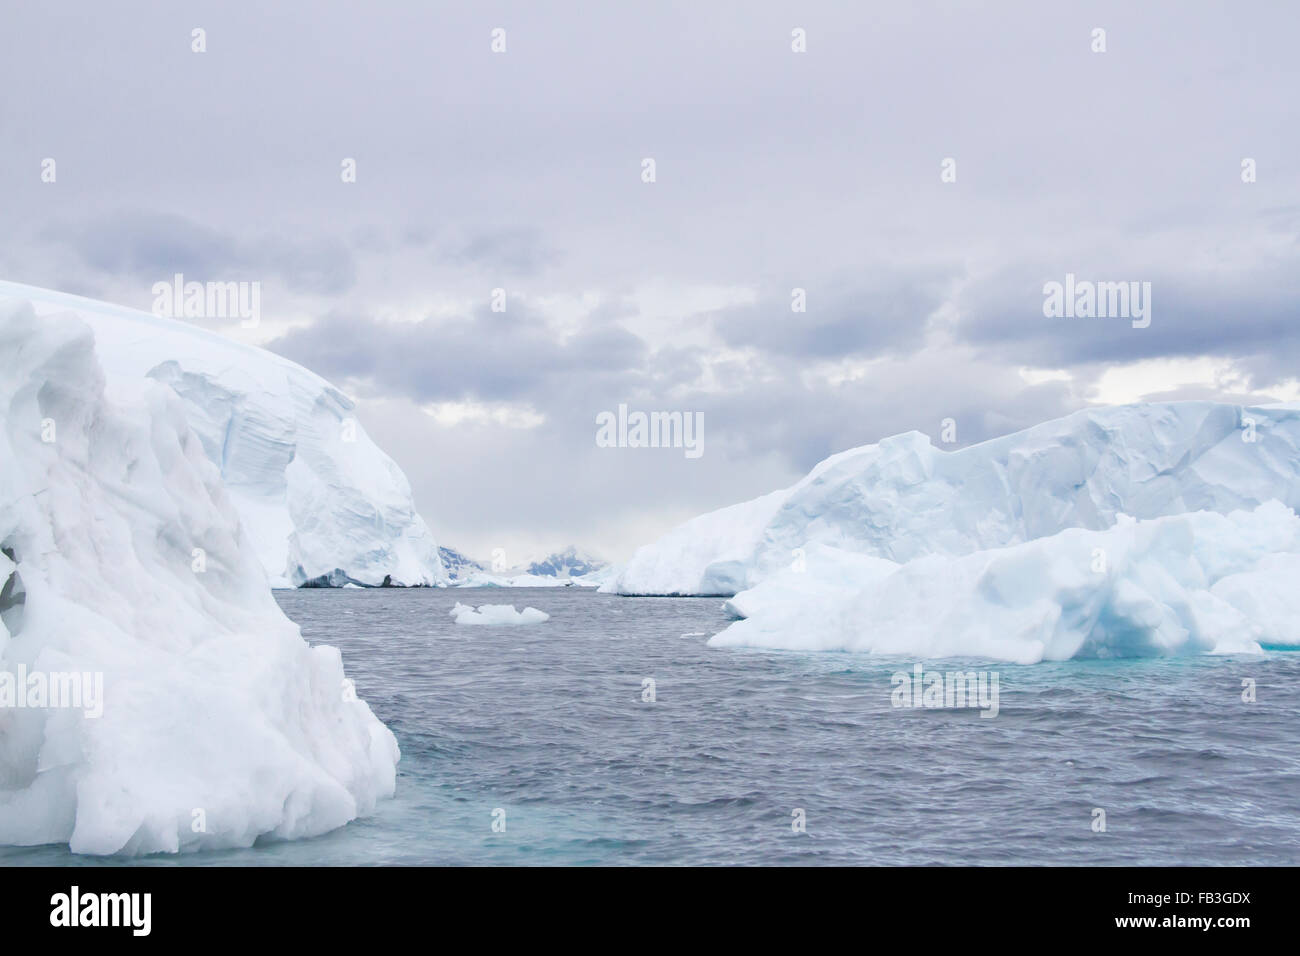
[449,602,550,625]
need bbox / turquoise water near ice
[5,587,1299,865]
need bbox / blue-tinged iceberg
[606,402,1300,662]
[711,504,1300,662]
[606,402,1300,596]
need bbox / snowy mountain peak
[438,544,607,587]
[527,547,606,578]
[438,546,485,581]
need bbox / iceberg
[712,502,1300,663]
[0,300,398,854]
[606,402,1300,596]
[449,602,551,625]
[0,281,446,588]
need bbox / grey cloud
[444,227,560,277]
[711,269,960,360]
[267,303,648,406]
[690,362,1080,475]
[47,211,358,295]
[357,346,1086,560]
[955,256,1300,381]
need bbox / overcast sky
[3,1,1298,563]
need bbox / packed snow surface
[449,603,551,625]
[0,300,399,854]
[712,503,1300,663]
[606,402,1300,596]
[0,281,445,588]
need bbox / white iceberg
[712,502,1300,663]
[606,402,1300,596]
[0,281,446,588]
[0,300,398,854]
[449,602,551,625]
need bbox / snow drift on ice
[0,300,398,854]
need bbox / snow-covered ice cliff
[0,281,445,588]
[0,300,398,854]
[711,504,1300,662]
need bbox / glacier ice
[606,402,1300,596]
[605,400,1300,662]
[0,300,398,854]
[711,502,1300,663]
[0,281,446,588]
[449,602,551,625]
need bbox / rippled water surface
[8,587,1300,865]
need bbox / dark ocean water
[6,586,1299,865]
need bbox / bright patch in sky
[421,400,546,429]
[1090,357,1252,405]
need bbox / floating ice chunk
[449,602,551,625]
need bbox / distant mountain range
[437,546,486,582]
[438,545,606,583]
[525,546,606,579]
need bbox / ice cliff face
[0,300,398,854]
[0,282,445,587]
[711,504,1300,662]
[606,402,1300,596]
